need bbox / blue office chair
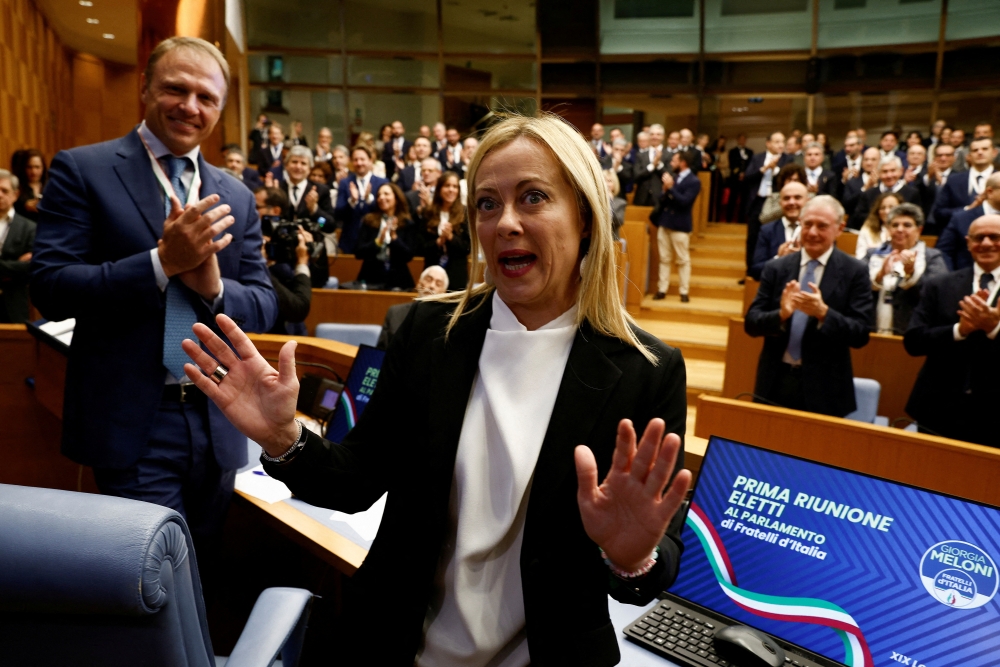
[315,322,382,347]
[0,484,313,667]
[845,377,882,424]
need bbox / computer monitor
[669,437,1000,666]
[323,344,386,443]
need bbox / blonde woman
[855,191,901,259]
[181,114,691,667]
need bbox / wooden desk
[302,290,414,335]
[328,253,424,286]
[620,220,650,313]
[694,395,1000,507]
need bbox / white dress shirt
[757,152,781,197]
[968,165,994,196]
[846,156,861,174]
[779,217,799,249]
[806,167,822,186]
[879,179,906,194]
[646,146,663,172]
[953,264,1000,341]
[0,206,14,249]
[287,179,306,209]
[418,293,578,667]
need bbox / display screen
[670,437,1000,666]
[325,344,385,444]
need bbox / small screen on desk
[325,344,386,443]
[669,437,1000,666]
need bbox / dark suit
[863,244,948,335]
[239,168,263,191]
[353,219,418,290]
[381,138,411,180]
[0,212,36,323]
[267,262,311,335]
[376,300,413,350]
[334,173,389,254]
[808,168,840,199]
[931,170,982,230]
[397,165,420,192]
[935,205,983,271]
[251,142,285,178]
[727,146,753,222]
[651,172,701,233]
[436,145,464,177]
[749,218,792,281]
[904,268,1000,446]
[744,152,794,268]
[421,218,471,291]
[630,148,666,207]
[745,249,873,417]
[280,179,335,223]
[30,129,276,529]
[840,175,870,218]
[263,295,688,665]
[849,183,921,230]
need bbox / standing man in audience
[931,136,996,231]
[0,170,36,323]
[590,123,611,160]
[936,173,1000,271]
[398,136,434,191]
[279,146,335,223]
[841,146,880,217]
[849,156,921,229]
[727,133,753,223]
[632,124,667,206]
[831,130,857,175]
[610,138,633,194]
[436,127,464,175]
[336,144,388,253]
[406,157,442,215]
[418,125,432,139]
[904,215,1000,447]
[902,143,935,218]
[650,150,700,302]
[744,131,792,272]
[252,122,285,180]
[664,130,681,164]
[786,136,803,166]
[950,128,968,171]
[923,119,946,150]
[382,120,410,181]
[224,148,262,191]
[431,122,447,154]
[803,142,838,198]
[458,136,479,205]
[745,196,872,417]
[749,181,807,281]
[878,131,908,167]
[30,37,277,553]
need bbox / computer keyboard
[624,594,832,667]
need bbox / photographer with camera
[254,187,314,335]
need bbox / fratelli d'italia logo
[919,541,998,609]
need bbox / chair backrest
[0,484,214,667]
[844,377,881,424]
[315,322,382,347]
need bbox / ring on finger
[210,364,229,384]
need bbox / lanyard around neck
[138,132,201,211]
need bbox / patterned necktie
[786,259,820,363]
[162,156,198,381]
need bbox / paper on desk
[329,493,386,542]
[235,465,293,504]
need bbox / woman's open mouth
[498,251,537,277]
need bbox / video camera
[262,215,332,287]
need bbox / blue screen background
[669,438,1000,666]
[325,345,385,444]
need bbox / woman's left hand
[575,418,692,572]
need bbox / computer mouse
[712,624,786,667]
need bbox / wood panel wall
[70,52,139,149]
[0,0,73,167]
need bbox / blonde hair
[432,113,657,364]
[603,168,621,197]
[144,37,230,99]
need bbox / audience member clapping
[749,181,807,280]
[759,163,807,226]
[354,183,418,290]
[936,172,1000,270]
[12,149,46,221]
[849,156,921,229]
[420,171,470,291]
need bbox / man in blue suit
[30,37,277,544]
[936,173,1000,270]
[335,144,388,254]
[650,150,701,302]
[749,181,807,280]
[931,136,996,231]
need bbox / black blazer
[629,149,666,207]
[728,146,753,179]
[935,205,981,271]
[264,296,688,665]
[0,212,37,323]
[745,249,873,417]
[382,139,412,180]
[353,219,419,290]
[809,168,841,199]
[280,180,335,223]
[930,171,977,231]
[849,184,921,230]
[266,263,311,334]
[376,300,413,350]
[904,268,1000,446]
[421,216,471,291]
[744,152,794,203]
[749,218,791,281]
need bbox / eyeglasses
[968,233,1000,244]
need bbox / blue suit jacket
[334,173,389,254]
[650,173,701,233]
[935,204,982,271]
[930,171,976,229]
[749,219,789,280]
[30,129,277,469]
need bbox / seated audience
[803,142,839,198]
[335,145,388,254]
[376,265,450,350]
[0,169,36,323]
[931,136,996,230]
[12,149,46,221]
[419,171,470,291]
[255,187,313,335]
[354,183,418,290]
[745,195,872,417]
[936,172,1000,270]
[849,156,921,229]
[759,163,807,226]
[224,147,263,191]
[603,167,627,238]
[864,203,947,334]
[749,181,807,281]
[280,146,335,224]
[904,214,1000,446]
[856,192,902,260]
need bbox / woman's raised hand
[181,314,300,456]
[575,419,692,572]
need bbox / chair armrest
[225,587,314,667]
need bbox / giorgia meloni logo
[919,541,998,609]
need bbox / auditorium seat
[845,377,883,425]
[0,484,314,667]
[315,323,382,347]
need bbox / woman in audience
[420,171,470,290]
[13,149,47,221]
[864,202,946,334]
[759,163,807,225]
[354,182,418,290]
[309,162,332,186]
[180,113,690,667]
[375,124,393,154]
[603,167,626,238]
[816,132,833,169]
[906,131,924,147]
[856,191,901,259]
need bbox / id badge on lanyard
[138,132,202,213]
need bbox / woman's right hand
[182,314,300,456]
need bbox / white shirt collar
[973,263,1000,291]
[0,207,14,224]
[138,121,201,163]
[802,244,835,267]
[880,180,905,193]
[984,201,999,216]
[781,216,797,230]
[676,168,691,181]
[491,291,578,332]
